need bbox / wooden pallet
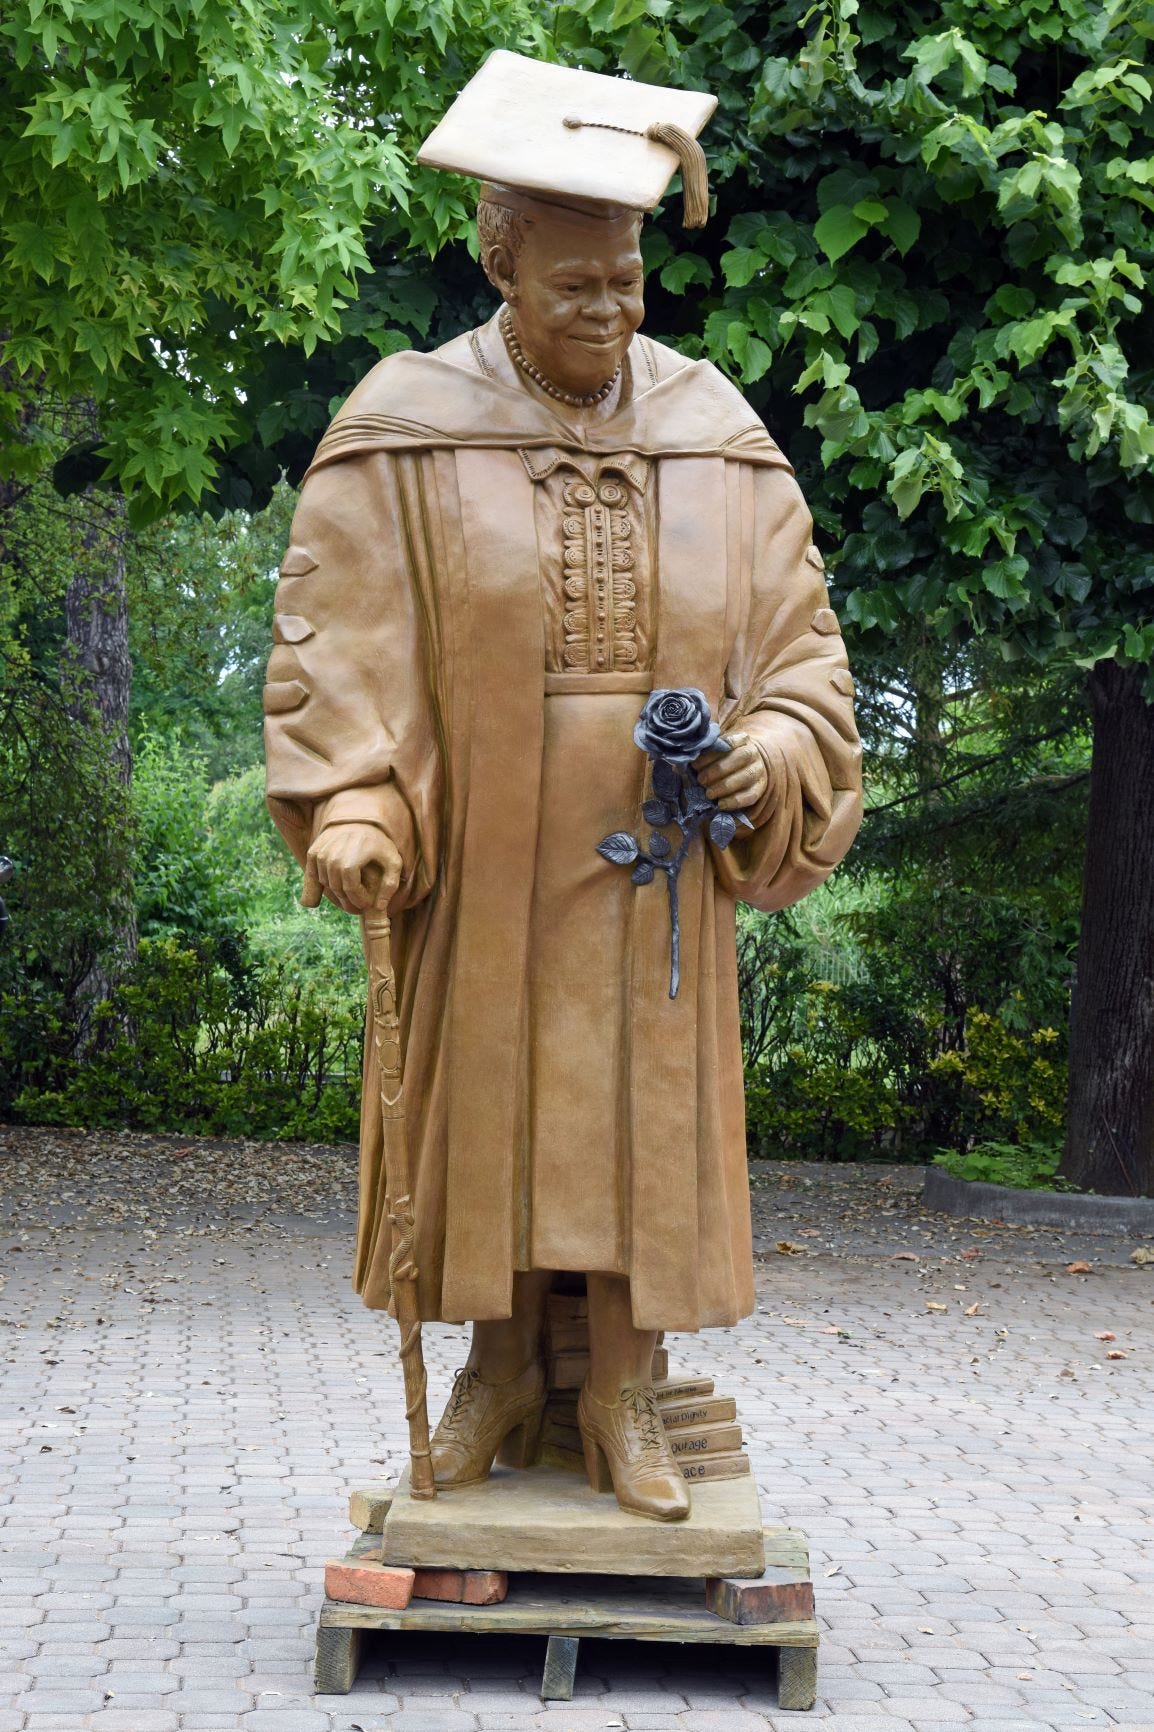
[314,1527,819,1711]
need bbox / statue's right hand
[302,823,403,914]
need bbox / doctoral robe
[264,312,863,1332]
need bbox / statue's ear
[485,243,517,300]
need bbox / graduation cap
[418,49,717,229]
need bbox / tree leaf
[881,203,921,256]
[660,252,712,293]
[814,204,868,264]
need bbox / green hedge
[7,937,363,1142]
[739,898,1068,1163]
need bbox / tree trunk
[64,492,137,1027]
[1060,661,1154,1196]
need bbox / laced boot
[577,1382,691,1522]
[430,1362,546,1486]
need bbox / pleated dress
[521,444,657,1276]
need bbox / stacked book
[539,1290,751,1485]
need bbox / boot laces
[443,1367,482,1431]
[621,1385,664,1458]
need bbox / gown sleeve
[262,452,442,913]
[714,464,863,912]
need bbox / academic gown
[263,312,863,1332]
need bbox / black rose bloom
[599,688,747,997]
[633,687,724,763]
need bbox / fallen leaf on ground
[824,1565,841,1576]
[892,1251,919,1261]
[1066,1261,1092,1275]
[961,1247,982,1260]
[1106,1349,1128,1360]
[1095,1331,1116,1342]
[1131,1247,1154,1267]
[964,1302,981,1316]
[776,1241,805,1255]
[926,1301,948,1312]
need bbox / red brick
[324,1558,414,1609]
[705,1567,814,1626]
[413,1566,508,1606]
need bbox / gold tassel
[645,121,710,229]
[562,114,711,229]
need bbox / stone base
[380,1462,766,1578]
[315,1527,818,1708]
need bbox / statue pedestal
[315,1519,818,1710]
[380,1462,766,1579]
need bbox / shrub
[13,936,363,1142]
[933,1140,1067,1192]
[740,900,1069,1163]
[133,731,237,948]
[927,1009,1066,1153]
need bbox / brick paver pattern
[2,1142,1152,1730]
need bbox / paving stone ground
[2,1128,1152,1730]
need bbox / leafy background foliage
[2,0,1150,1180]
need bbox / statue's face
[500,216,645,395]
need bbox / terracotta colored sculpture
[264,52,862,1524]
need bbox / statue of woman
[265,51,861,1524]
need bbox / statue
[264,51,862,1528]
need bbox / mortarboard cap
[418,50,717,229]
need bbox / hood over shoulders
[306,314,790,477]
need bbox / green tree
[128,483,296,779]
[0,0,543,1022]
[0,0,545,514]
[0,437,135,1058]
[6,0,1152,1186]
[536,0,1151,1193]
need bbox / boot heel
[496,1405,544,1470]
[582,1430,613,1493]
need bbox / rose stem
[667,866,680,999]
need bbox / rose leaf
[631,859,656,885]
[649,832,672,859]
[685,775,713,814]
[596,832,639,866]
[642,798,673,826]
[709,811,737,848]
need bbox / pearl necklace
[500,308,620,407]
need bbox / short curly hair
[476,197,529,285]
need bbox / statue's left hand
[694,731,769,812]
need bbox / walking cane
[302,861,435,1500]
[361,907,437,1499]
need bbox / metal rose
[632,688,725,764]
[598,689,750,999]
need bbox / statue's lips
[569,333,624,351]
